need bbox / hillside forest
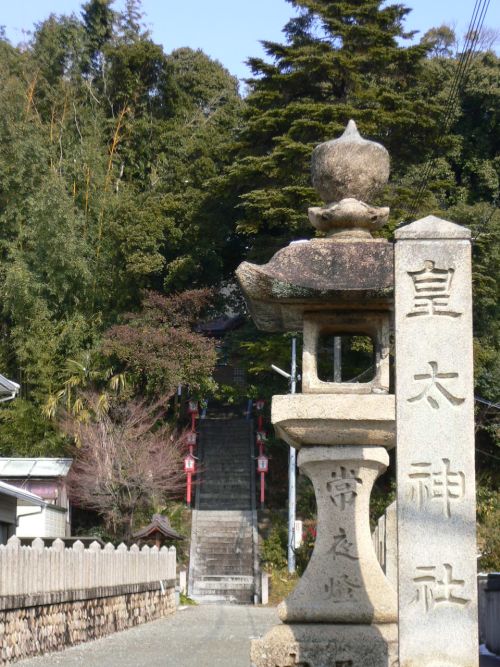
[0,0,498,567]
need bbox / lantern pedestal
[278,445,396,624]
[251,622,398,667]
[251,443,398,667]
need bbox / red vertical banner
[184,454,196,507]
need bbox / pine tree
[226,0,441,261]
[81,0,115,77]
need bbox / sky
[1,0,499,83]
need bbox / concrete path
[14,605,500,667]
[481,648,500,667]
[15,605,278,667]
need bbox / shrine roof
[132,514,184,541]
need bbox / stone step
[196,561,254,570]
[196,551,254,560]
[193,580,254,590]
[201,460,251,467]
[195,519,254,527]
[195,521,254,527]
[200,466,250,473]
[193,572,254,580]
[193,510,253,524]
[198,504,253,511]
[195,552,254,560]
[195,549,253,559]
[190,593,254,604]
[199,481,250,488]
[195,534,253,543]
[203,438,250,443]
[195,533,254,540]
[196,575,254,582]
[199,494,251,502]
[189,418,256,602]
[196,563,254,573]
[195,528,253,536]
[196,544,253,552]
[195,561,254,570]
[196,515,253,520]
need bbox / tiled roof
[133,514,184,541]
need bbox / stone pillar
[395,216,478,667]
[251,447,398,667]
[278,446,396,625]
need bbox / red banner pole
[186,472,192,506]
[260,471,265,506]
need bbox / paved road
[15,605,500,667]
[15,605,278,667]
[481,650,500,667]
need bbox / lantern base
[250,622,398,667]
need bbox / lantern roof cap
[236,238,393,332]
[235,121,394,331]
[308,120,391,238]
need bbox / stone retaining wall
[0,536,177,664]
[0,581,175,664]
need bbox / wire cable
[399,0,492,225]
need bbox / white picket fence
[0,536,176,597]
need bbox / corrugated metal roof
[0,458,73,478]
[0,373,20,401]
[0,480,46,506]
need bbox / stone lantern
[238,117,479,667]
[237,120,398,666]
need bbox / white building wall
[16,505,66,538]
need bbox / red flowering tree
[101,289,217,398]
[65,395,186,539]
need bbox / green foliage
[260,513,288,570]
[421,25,457,59]
[294,521,316,575]
[296,475,316,519]
[0,399,66,456]
[101,290,218,398]
[0,1,242,451]
[0,0,497,551]
[221,0,440,262]
[370,479,396,530]
[267,568,299,605]
[477,476,500,571]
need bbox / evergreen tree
[0,2,242,453]
[226,0,440,261]
[81,0,115,77]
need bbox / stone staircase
[188,419,259,604]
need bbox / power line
[399,0,492,225]
[475,395,500,411]
[472,197,499,243]
[475,447,500,463]
[406,0,489,219]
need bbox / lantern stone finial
[308,119,391,238]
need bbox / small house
[0,480,52,544]
[0,458,72,537]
